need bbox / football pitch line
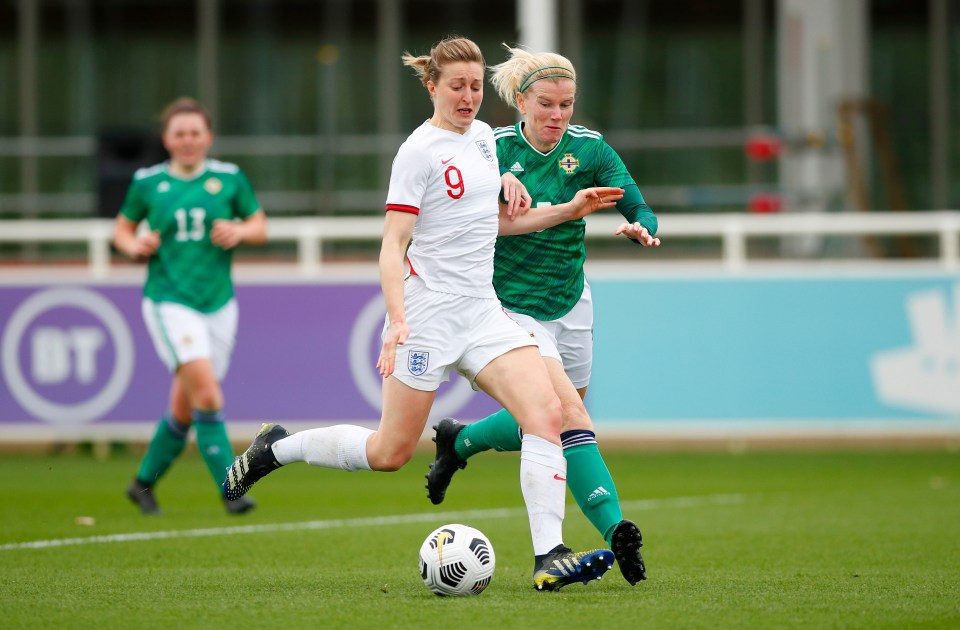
[0,493,744,552]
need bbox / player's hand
[500,173,531,220]
[377,320,410,377]
[211,219,244,249]
[569,187,624,219]
[130,230,160,259]
[615,222,661,247]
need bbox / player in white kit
[223,36,625,591]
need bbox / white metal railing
[0,212,957,277]
[0,184,777,215]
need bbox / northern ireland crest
[559,153,580,175]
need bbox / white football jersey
[385,120,502,298]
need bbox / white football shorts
[384,274,537,391]
[141,298,238,380]
[505,280,594,389]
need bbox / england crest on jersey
[476,140,494,162]
[408,350,430,376]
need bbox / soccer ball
[418,523,496,596]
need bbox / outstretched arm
[498,186,624,236]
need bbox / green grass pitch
[0,446,957,628]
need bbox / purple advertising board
[0,281,500,438]
[5,271,958,442]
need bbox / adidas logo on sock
[587,486,610,502]
[509,162,524,173]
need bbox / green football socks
[562,433,623,546]
[193,409,235,490]
[456,412,624,545]
[454,408,523,460]
[136,413,188,485]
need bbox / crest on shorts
[559,153,580,175]
[476,140,494,162]
[204,177,223,195]
[408,350,429,376]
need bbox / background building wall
[1,0,954,225]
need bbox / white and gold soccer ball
[418,523,496,596]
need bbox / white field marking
[0,493,744,552]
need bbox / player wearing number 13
[112,97,267,516]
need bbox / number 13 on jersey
[174,207,206,241]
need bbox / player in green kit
[113,97,267,515]
[425,45,660,585]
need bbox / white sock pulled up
[519,433,567,555]
[272,425,374,472]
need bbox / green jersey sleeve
[119,175,150,223]
[617,184,658,236]
[594,139,636,190]
[594,140,657,236]
[232,170,262,219]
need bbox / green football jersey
[493,123,642,320]
[119,159,261,313]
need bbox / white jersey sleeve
[385,136,433,215]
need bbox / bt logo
[31,326,105,385]
[2,288,134,425]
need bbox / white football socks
[272,425,374,472]
[519,433,567,555]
